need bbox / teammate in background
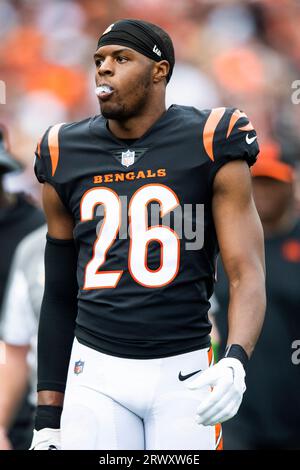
[214,142,300,449]
[0,125,45,450]
[0,225,46,450]
[0,125,44,319]
[31,19,265,450]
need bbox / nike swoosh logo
[246,134,257,144]
[178,369,202,381]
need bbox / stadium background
[0,0,299,450]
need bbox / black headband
[97,19,174,83]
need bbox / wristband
[224,344,249,370]
[34,405,63,431]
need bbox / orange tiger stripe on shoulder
[226,109,254,138]
[47,123,65,177]
[203,107,226,161]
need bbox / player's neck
[108,101,167,140]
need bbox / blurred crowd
[0,0,300,450]
[0,0,299,198]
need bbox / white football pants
[61,338,223,450]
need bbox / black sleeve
[37,235,78,393]
[34,128,51,184]
[34,124,69,204]
[207,108,260,186]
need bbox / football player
[30,19,265,450]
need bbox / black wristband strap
[224,344,249,370]
[34,405,63,430]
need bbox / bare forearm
[226,268,266,358]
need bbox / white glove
[186,357,246,426]
[29,428,61,450]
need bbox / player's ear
[153,60,169,84]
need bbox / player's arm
[31,183,77,450]
[0,344,29,450]
[213,159,265,357]
[187,160,266,426]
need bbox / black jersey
[34,105,259,359]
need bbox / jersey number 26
[81,184,180,289]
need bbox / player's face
[252,177,293,223]
[94,45,154,120]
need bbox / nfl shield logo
[74,360,84,375]
[121,150,135,167]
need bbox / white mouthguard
[95,85,113,96]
